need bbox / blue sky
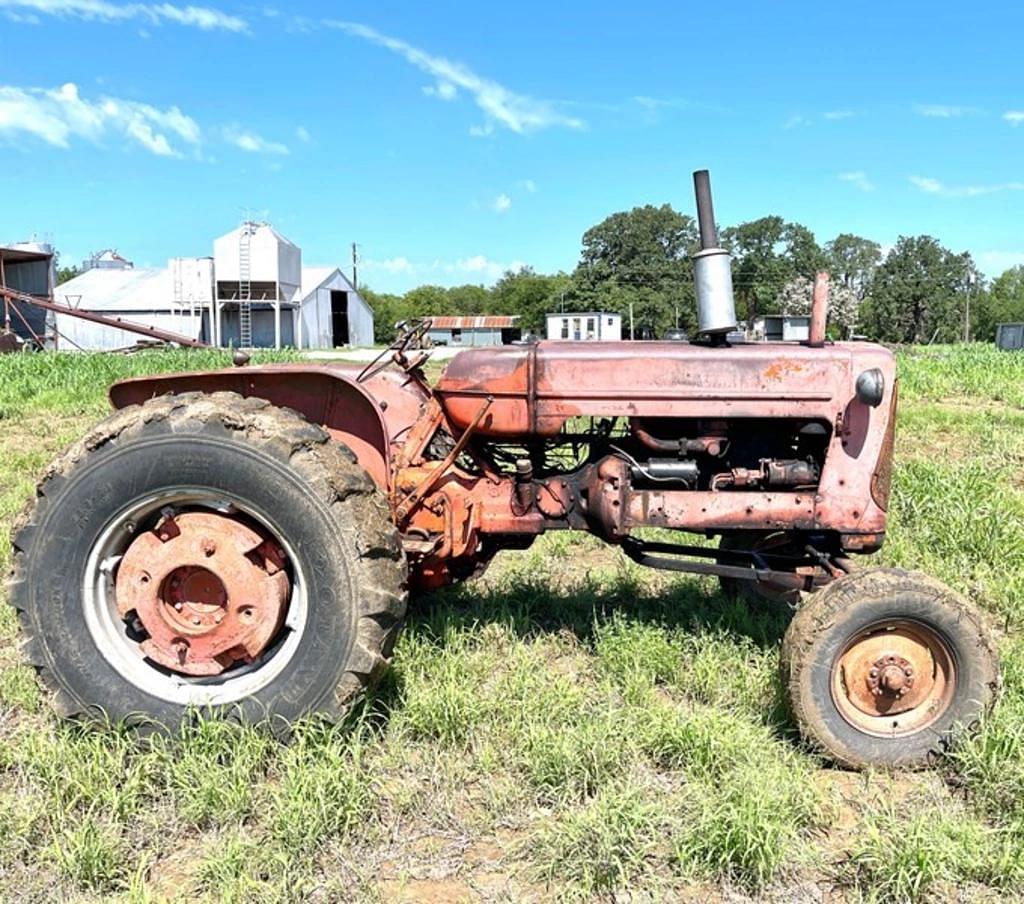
[1,0,1022,293]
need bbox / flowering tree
[777,276,860,338]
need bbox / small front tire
[781,568,998,769]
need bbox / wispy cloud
[323,20,584,135]
[0,81,200,155]
[363,254,527,284]
[1003,111,1024,127]
[976,250,1024,275]
[914,104,981,118]
[492,193,512,214]
[838,171,874,192]
[910,175,1024,197]
[223,126,288,155]
[0,0,247,31]
[785,110,854,128]
[520,178,537,193]
[295,125,311,143]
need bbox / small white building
[751,314,810,342]
[51,223,375,350]
[546,311,622,342]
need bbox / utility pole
[351,243,359,291]
[964,272,975,343]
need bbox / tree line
[363,204,1024,345]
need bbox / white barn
[298,267,374,348]
[52,223,374,350]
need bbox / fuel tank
[435,340,895,437]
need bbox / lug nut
[201,538,217,557]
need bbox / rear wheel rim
[831,618,956,738]
[82,490,309,707]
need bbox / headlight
[856,368,885,407]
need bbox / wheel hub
[832,619,955,737]
[115,511,290,676]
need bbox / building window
[451,328,462,344]
[607,317,614,326]
[586,317,596,340]
[561,318,569,340]
[572,317,581,341]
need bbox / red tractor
[9,173,997,769]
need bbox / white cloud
[364,256,415,275]
[783,114,809,129]
[323,20,584,134]
[0,81,200,155]
[1003,111,1024,126]
[824,110,854,120]
[492,193,512,214]
[224,126,289,155]
[976,250,1024,275]
[909,175,1024,197]
[295,125,311,143]
[914,104,981,118]
[0,0,247,31]
[422,81,457,101]
[443,254,526,279]
[363,254,527,284]
[520,178,537,193]
[838,171,874,192]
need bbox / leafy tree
[361,287,407,343]
[861,237,978,343]
[570,204,699,337]
[970,266,1024,342]
[825,234,881,300]
[722,217,824,322]
[446,284,491,316]
[491,267,568,332]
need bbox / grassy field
[1,344,1024,902]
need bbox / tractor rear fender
[109,365,429,491]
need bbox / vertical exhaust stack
[692,170,737,339]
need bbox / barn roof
[429,315,519,329]
[54,267,170,311]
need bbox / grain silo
[213,222,301,348]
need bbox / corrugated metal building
[1,242,55,346]
[427,315,521,347]
[55,261,215,351]
[298,267,374,348]
[52,223,375,350]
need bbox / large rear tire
[781,568,998,769]
[8,392,407,731]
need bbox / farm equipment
[9,172,997,769]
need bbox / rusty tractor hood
[435,340,895,436]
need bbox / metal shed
[1,243,55,346]
[297,267,375,348]
[427,315,521,347]
[996,323,1024,351]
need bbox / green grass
[0,343,1023,900]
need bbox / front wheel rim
[831,618,956,738]
[82,490,309,707]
